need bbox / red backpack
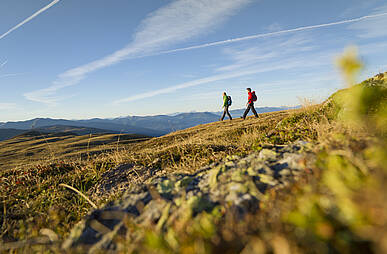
[252,91,257,102]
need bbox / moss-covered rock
[63,142,314,251]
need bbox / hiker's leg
[221,109,226,121]
[251,104,259,118]
[243,106,251,119]
[226,106,232,120]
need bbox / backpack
[227,96,232,106]
[252,91,257,102]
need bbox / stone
[279,169,291,176]
[64,141,314,251]
[258,149,278,160]
[157,179,174,195]
[258,174,277,186]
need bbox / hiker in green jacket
[221,92,232,121]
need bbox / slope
[0,131,150,172]
[0,129,26,142]
[0,118,165,137]
[1,71,386,253]
[0,107,297,139]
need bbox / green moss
[157,179,175,194]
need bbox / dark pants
[221,106,232,120]
[243,103,258,119]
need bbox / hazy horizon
[0,105,300,123]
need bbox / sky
[0,0,386,122]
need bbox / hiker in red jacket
[242,88,259,119]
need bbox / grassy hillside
[0,124,136,142]
[0,131,149,172]
[0,69,386,253]
[0,129,26,142]
[0,108,310,244]
[0,118,165,137]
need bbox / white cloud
[0,73,27,79]
[340,0,381,18]
[348,4,387,38]
[0,60,7,70]
[0,60,27,79]
[157,11,387,56]
[113,31,344,105]
[24,2,387,105]
[113,57,322,104]
[180,74,197,79]
[0,0,60,40]
[265,23,283,32]
[359,41,387,55]
[216,35,314,72]
[0,103,17,110]
[25,0,252,104]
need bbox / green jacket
[223,95,228,107]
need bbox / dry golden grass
[1,49,385,253]
[0,132,149,172]
[115,110,296,174]
[0,108,305,177]
[1,108,305,244]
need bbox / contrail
[114,12,387,104]
[159,12,387,55]
[0,0,60,40]
[0,73,26,78]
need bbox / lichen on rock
[63,142,314,251]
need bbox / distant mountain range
[0,106,299,142]
[0,129,26,142]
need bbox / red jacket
[248,92,253,104]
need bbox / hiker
[242,88,259,119]
[220,92,233,121]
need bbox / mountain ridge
[0,106,298,141]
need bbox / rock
[157,179,174,195]
[258,149,278,161]
[279,169,291,177]
[208,166,221,189]
[63,142,314,251]
[258,174,277,186]
[174,176,193,190]
[137,200,166,224]
[88,164,151,202]
[231,169,246,182]
[247,167,258,176]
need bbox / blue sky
[0,0,386,122]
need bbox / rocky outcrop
[88,164,152,202]
[63,141,314,252]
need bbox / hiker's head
[223,92,227,96]
[246,88,251,92]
